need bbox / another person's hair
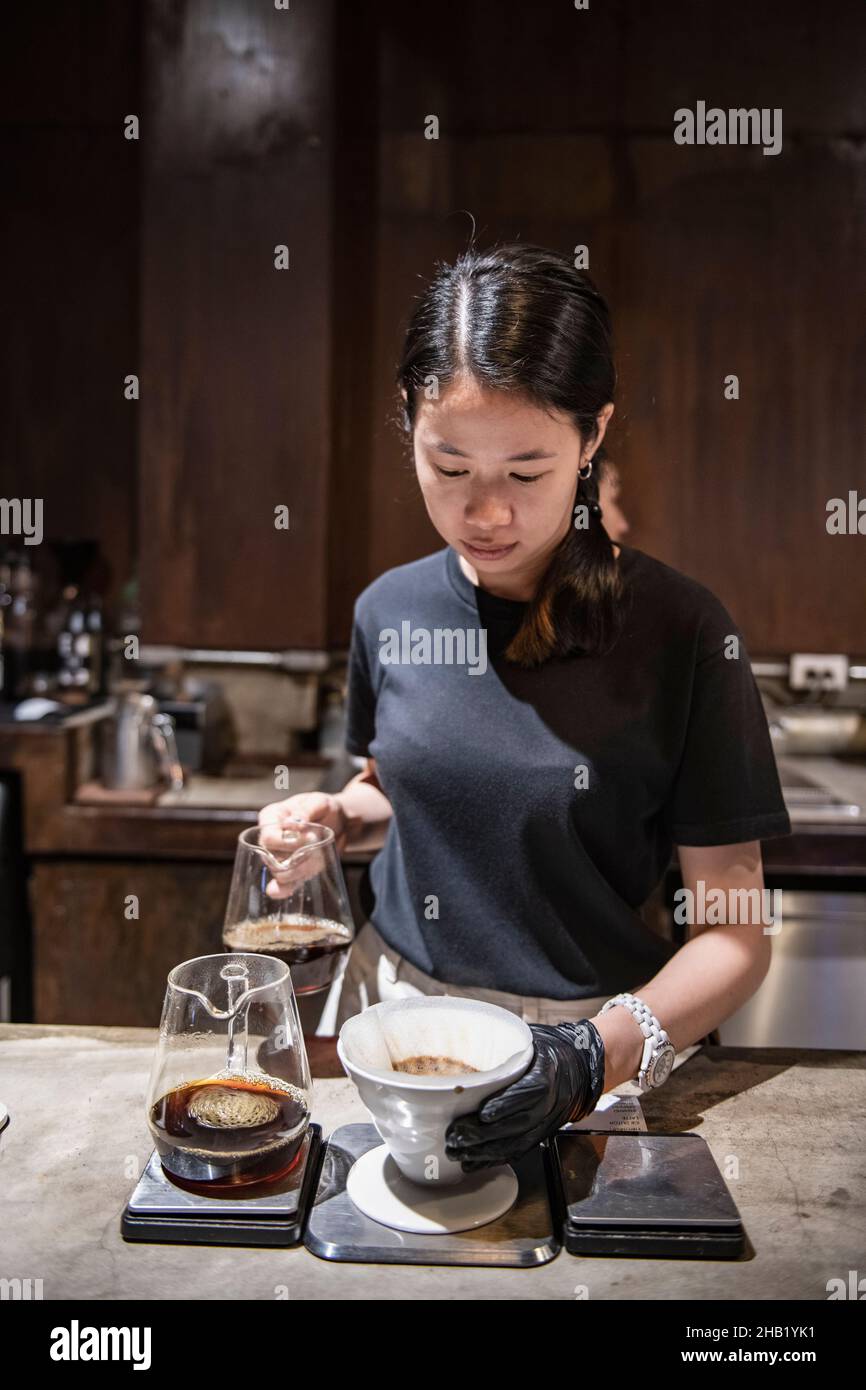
[397,241,627,666]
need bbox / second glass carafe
[222,822,355,997]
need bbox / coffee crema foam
[392,1054,480,1076]
[224,915,350,949]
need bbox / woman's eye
[434,466,542,484]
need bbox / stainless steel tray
[303,1122,560,1267]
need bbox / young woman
[259,243,791,1171]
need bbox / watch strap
[600,992,671,1087]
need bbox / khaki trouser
[317,918,613,1033]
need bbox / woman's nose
[465,494,512,527]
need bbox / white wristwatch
[600,992,676,1092]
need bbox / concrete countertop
[1,1024,862,1300]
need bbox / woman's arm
[589,840,773,1090]
[334,757,394,854]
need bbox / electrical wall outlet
[789,653,849,692]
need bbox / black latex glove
[444,1019,606,1173]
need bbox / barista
[259,243,790,1170]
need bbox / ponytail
[505,447,626,667]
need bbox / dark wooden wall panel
[0,2,140,608]
[613,139,866,651]
[622,1,866,132]
[32,859,229,1026]
[376,0,621,133]
[139,0,336,649]
[325,6,381,643]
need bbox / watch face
[651,1047,675,1087]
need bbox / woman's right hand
[257,793,349,900]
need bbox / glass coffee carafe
[146,953,312,1195]
[222,822,355,998]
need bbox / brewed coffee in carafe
[146,954,312,1195]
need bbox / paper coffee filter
[340,996,529,1078]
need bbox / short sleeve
[669,606,792,847]
[345,616,376,757]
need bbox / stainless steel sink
[777,761,861,821]
[768,707,866,757]
[717,889,866,1049]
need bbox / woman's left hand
[444,1020,606,1172]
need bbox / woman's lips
[463,541,517,561]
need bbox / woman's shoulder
[622,545,739,641]
[352,548,449,629]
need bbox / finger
[258,804,303,831]
[459,1152,519,1174]
[477,1075,552,1125]
[265,877,293,900]
[446,1109,535,1152]
[275,840,325,869]
[456,1134,538,1171]
[448,1122,548,1168]
[264,868,312,898]
[263,852,330,901]
[449,1106,533,1141]
[458,1155,498,1174]
[259,822,315,851]
[259,829,324,865]
[445,1116,533,1162]
[267,850,328,886]
[447,1101,553,1148]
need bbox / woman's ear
[594,401,615,449]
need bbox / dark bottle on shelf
[1,553,38,701]
[56,584,103,700]
[86,594,105,696]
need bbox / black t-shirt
[345,543,791,999]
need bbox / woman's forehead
[416,384,575,439]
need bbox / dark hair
[396,241,626,666]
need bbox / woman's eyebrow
[429,440,556,462]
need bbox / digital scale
[120,1122,745,1262]
[121,1125,323,1247]
[551,1131,746,1259]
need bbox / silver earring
[578,457,593,480]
